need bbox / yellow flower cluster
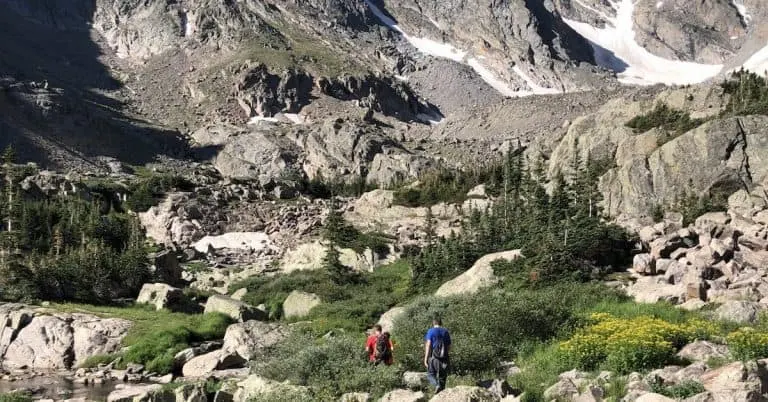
[727,327,768,360]
[559,313,716,372]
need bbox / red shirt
[366,334,394,365]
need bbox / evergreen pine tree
[322,199,354,284]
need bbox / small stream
[0,376,118,401]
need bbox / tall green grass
[52,303,231,374]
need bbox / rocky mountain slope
[4,0,768,182]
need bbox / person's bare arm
[424,340,431,368]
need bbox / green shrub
[255,333,402,398]
[392,283,623,376]
[721,70,768,116]
[510,342,573,402]
[626,103,704,139]
[233,260,410,333]
[649,379,705,399]
[0,393,32,402]
[391,164,503,207]
[727,328,768,361]
[79,353,121,368]
[125,174,195,212]
[124,326,192,374]
[117,312,231,374]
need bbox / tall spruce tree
[322,199,354,284]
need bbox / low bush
[124,174,195,212]
[123,312,231,374]
[234,260,410,331]
[78,353,121,369]
[391,164,503,207]
[727,328,768,361]
[559,313,716,373]
[649,379,706,399]
[0,393,32,402]
[625,103,704,139]
[392,283,625,376]
[254,333,402,399]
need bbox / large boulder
[677,341,729,363]
[379,389,427,402]
[635,394,676,402]
[715,301,762,324]
[182,349,247,378]
[282,291,321,319]
[204,295,266,322]
[151,250,183,285]
[222,321,289,360]
[435,250,523,297]
[0,307,130,371]
[378,307,407,333]
[543,378,580,401]
[280,241,326,273]
[633,253,656,275]
[700,361,768,401]
[71,315,132,367]
[139,193,204,247]
[3,315,75,369]
[429,386,499,401]
[0,304,33,357]
[136,283,189,312]
[232,374,312,402]
[627,276,686,304]
[107,384,163,402]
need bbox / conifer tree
[323,198,354,284]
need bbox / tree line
[407,149,632,292]
[0,147,150,303]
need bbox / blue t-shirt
[424,327,451,349]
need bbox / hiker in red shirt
[365,324,394,365]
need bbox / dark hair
[373,324,383,332]
[432,317,442,326]
[381,331,390,339]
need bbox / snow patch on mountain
[740,43,768,75]
[363,0,559,96]
[564,0,723,85]
[732,0,752,25]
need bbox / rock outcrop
[429,386,499,401]
[625,203,768,308]
[0,304,131,370]
[136,283,189,312]
[204,295,266,322]
[222,321,289,360]
[232,375,312,402]
[435,250,523,297]
[282,291,321,319]
[182,349,246,378]
[379,389,427,402]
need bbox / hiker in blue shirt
[423,317,451,393]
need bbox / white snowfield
[563,0,723,85]
[740,44,768,76]
[362,0,560,97]
[193,232,274,253]
[732,0,752,25]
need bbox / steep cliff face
[368,0,604,94]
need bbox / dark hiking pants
[427,356,449,391]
